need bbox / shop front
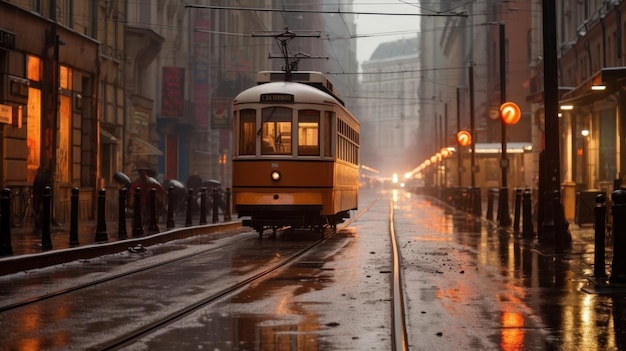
[0,2,98,222]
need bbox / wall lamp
[577,21,589,37]
[560,104,574,110]
[581,129,590,137]
[591,85,606,91]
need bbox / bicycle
[10,185,35,227]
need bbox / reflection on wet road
[111,189,626,350]
[394,189,624,351]
[2,188,625,350]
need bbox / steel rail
[96,198,378,350]
[389,197,409,351]
[0,230,256,313]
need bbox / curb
[0,221,242,276]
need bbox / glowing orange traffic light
[457,130,472,147]
[500,102,521,125]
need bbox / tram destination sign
[260,93,294,104]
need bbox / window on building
[27,55,41,81]
[57,94,71,183]
[59,65,72,89]
[26,87,41,183]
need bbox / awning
[129,138,163,156]
[100,129,119,143]
[559,67,626,105]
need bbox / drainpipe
[600,16,606,67]
[617,5,622,64]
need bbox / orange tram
[231,71,360,237]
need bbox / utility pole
[444,102,448,188]
[469,63,476,188]
[498,23,512,227]
[541,0,571,248]
[457,87,462,187]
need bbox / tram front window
[298,110,320,156]
[261,107,292,155]
[239,109,256,155]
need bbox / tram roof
[233,81,342,107]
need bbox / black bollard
[118,188,128,239]
[462,188,470,213]
[166,185,175,229]
[95,188,108,242]
[486,189,494,221]
[513,188,522,233]
[41,186,52,251]
[148,187,160,234]
[185,188,193,227]
[69,188,79,246]
[552,189,570,253]
[522,188,534,239]
[594,193,607,280]
[0,188,12,255]
[212,187,219,223]
[473,187,482,217]
[498,187,512,227]
[224,187,232,221]
[611,189,626,284]
[132,187,144,237]
[199,187,207,225]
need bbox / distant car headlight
[271,170,281,181]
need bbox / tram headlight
[271,170,281,181]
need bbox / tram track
[389,197,409,351]
[0,230,257,313]
[0,197,380,350]
[96,199,378,350]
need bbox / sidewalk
[3,212,223,255]
[0,214,241,276]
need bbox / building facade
[527,0,626,221]
[0,1,99,221]
[0,0,356,221]
[418,0,533,191]
[361,36,420,175]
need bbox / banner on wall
[161,67,185,118]
[211,99,230,129]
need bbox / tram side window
[324,112,332,157]
[298,110,320,156]
[336,118,359,165]
[239,109,256,155]
[261,107,292,155]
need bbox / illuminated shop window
[27,55,41,81]
[57,94,71,183]
[27,87,41,183]
[59,65,72,89]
